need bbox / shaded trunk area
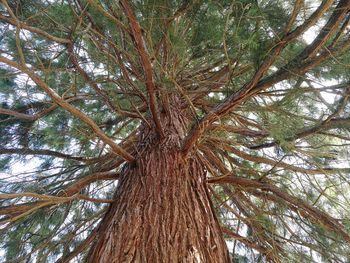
[88,96,230,262]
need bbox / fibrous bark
[88,96,230,262]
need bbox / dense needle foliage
[1,0,350,262]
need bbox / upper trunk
[87,95,230,262]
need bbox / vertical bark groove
[88,96,230,262]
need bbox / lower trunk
[88,97,230,262]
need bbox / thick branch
[0,171,118,218]
[218,143,350,175]
[298,0,350,60]
[209,175,350,243]
[0,107,41,121]
[182,0,347,155]
[255,34,350,93]
[120,0,164,137]
[0,56,135,162]
[62,171,118,197]
[0,14,71,44]
[251,110,350,150]
[0,94,92,121]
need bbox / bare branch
[120,0,164,138]
[182,0,348,156]
[0,14,71,44]
[0,171,117,219]
[0,147,95,163]
[209,175,350,243]
[0,56,135,162]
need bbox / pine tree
[1,0,350,262]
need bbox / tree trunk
[87,96,230,262]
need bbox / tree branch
[181,0,347,156]
[221,227,281,263]
[120,0,164,138]
[0,147,95,163]
[0,171,118,219]
[0,56,135,162]
[0,14,71,44]
[209,175,350,243]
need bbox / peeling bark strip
[88,96,230,262]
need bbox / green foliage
[232,254,249,263]
[1,0,350,262]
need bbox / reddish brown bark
[87,96,230,262]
